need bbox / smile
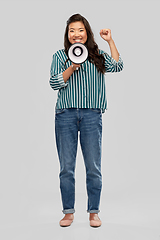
[74,39,82,42]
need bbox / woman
[49,13,123,227]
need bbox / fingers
[100,29,111,34]
[72,63,81,68]
[72,63,81,71]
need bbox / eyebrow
[69,27,84,30]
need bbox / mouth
[73,39,83,43]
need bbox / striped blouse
[49,49,123,113]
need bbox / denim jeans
[55,108,102,214]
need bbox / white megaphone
[68,43,88,64]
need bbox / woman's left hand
[100,29,112,42]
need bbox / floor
[1,218,160,240]
[1,192,160,240]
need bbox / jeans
[55,108,102,214]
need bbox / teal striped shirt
[49,49,123,113]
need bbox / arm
[100,29,119,62]
[108,39,119,62]
[63,63,81,83]
[49,53,80,90]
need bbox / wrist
[107,38,114,45]
[72,64,76,71]
[71,64,75,71]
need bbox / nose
[74,31,80,37]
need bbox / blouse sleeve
[101,50,124,73]
[49,52,68,90]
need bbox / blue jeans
[55,108,102,214]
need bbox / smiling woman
[64,14,108,74]
[49,13,123,228]
[68,22,88,44]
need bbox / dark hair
[64,14,105,74]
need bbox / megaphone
[68,43,88,64]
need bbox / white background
[0,0,160,239]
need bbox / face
[68,21,87,44]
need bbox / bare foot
[59,213,74,227]
[89,213,102,227]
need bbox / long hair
[64,14,105,74]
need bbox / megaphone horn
[68,43,88,64]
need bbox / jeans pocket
[91,108,101,113]
[55,108,66,115]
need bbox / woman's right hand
[63,62,81,83]
[71,62,81,71]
